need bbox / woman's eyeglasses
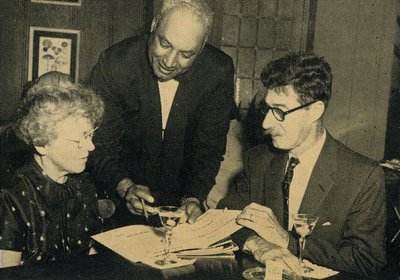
[59,127,98,149]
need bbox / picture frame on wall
[31,0,81,7]
[28,27,80,82]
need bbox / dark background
[0,0,397,161]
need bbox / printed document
[92,209,242,269]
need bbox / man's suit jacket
[87,34,235,206]
[218,133,386,277]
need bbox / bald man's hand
[117,179,157,216]
[180,198,203,224]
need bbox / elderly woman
[0,72,73,187]
[0,80,104,267]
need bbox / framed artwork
[31,0,81,6]
[28,27,80,82]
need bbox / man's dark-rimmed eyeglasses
[260,100,318,122]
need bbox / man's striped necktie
[282,157,300,230]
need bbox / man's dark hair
[260,53,333,107]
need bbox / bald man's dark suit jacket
[87,34,235,208]
[218,133,386,277]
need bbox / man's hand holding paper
[179,197,203,224]
[237,203,289,248]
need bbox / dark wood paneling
[76,0,112,82]
[0,2,27,121]
[110,0,148,45]
[0,0,148,122]
[207,0,224,48]
[305,0,317,52]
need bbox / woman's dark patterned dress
[0,160,101,265]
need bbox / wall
[0,0,151,122]
[385,1,400,159]
[313,0,396,160]
[220,0,311,115]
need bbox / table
[2,167,399,280]
[0,249,371,280]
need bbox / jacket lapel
[298,134,337,215]
[265,152,288,226]
[129,64,163,155]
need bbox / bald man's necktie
[282,157,300,230]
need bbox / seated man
[218,53,386,277]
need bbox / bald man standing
[87,0,235,226]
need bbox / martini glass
[155,206,184,266]
[292,214,319,273]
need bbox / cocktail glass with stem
[292,213,319,273]
[155,206,184,266]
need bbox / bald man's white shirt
[158,79,179,139]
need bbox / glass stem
[100,217,104,232]
[163,228,172,261]
[298,236,306,263]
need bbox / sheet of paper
[92,209,242,269]
[92,225,164,262]
[175,240,238,256]
[301,260,339,279]
[259,259,339,280]
[172,209,242,249]
[141,256,196,270]
[265,260,284,280]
